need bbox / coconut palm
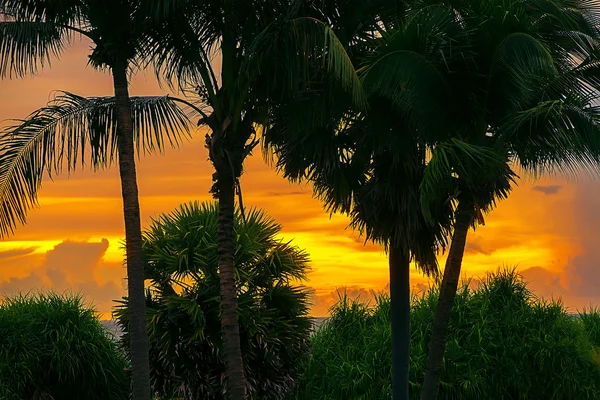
[0,0,213,399]
[417,0,600,398]
[0,1,202,397]
[143,1,365,397]
[0,90,191,398]
[114,201,312,400]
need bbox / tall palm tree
[143,1,364,397]
[0,91,191,398]
[262,3,504,398]
[0,2,194,396]
[417,0,600,398]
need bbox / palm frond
[1,0,83,24]
[0,91,192,238]
[488,32,558,116]
[420,139,511,224]
[0,19,71,78]
[360,48,453,136]
[245,15,367,110]
[502,99,600,177]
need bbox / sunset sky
[1,39,600,317]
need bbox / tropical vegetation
[1,0,600,399]
[0,292,129,400]
[143,3,363,396]
[114,201,312,400]
[0,2,198,397]
[292,269,600,400]
[265,0,600,397]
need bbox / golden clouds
[0,239,125,318]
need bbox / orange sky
[1,39,599,317]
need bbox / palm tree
[417,0,600,398]
[262,4,499,398]
[114,201,312,400]
[142,1,364,397]
[0,2,200,398]
[0,91,191,398]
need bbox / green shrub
[293,269,600,400]
[0,292,129,400]
[114,201,312,400]
[580,307,600,348]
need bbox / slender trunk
[389,244,411,400]
[421,200,473,400]
[217,172,247,400]
[112,64,151,400]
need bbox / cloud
[0,247,38,260]
[532,185,563,195]
[0,239,125,316]
[464,240,492,256]
[0,274,46,296]
[517,178,600,308]
[263,191,307,197]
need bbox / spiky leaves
[0,0,87,78]
[420,140,516,227]
[0,18,72,78]
[0,91,191,238]
[114,201,312,400]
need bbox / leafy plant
[0,292,129,400]
[114,201,312,400]
[293,269,600,400]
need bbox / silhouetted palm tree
[265,1,600,399]
[264,3,472,398]
[416,1,600,398]
[142,1,364,397]
[114,201,312,400]
[0,1,194,395]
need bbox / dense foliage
[0,292,129,400]
[293,270,600,400]
[115,201,312,400]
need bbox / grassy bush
[0,292,129,400]
[293,269,600,400]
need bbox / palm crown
[114,201,311,399]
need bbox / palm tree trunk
[112,64,151,400]
[217,171,247,400]
[389,243,411,400]
[420,200,473,400]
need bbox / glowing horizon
[2,39,600,318]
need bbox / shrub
[293,269,600,400]
[114,201,312,400]
[0,292,129,400]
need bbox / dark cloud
[0,273,46,296]
[532,185,563,195]
[519,180,600,306]
[0,247,38,260]
[465,241,492,256]
[520,267,564,298]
